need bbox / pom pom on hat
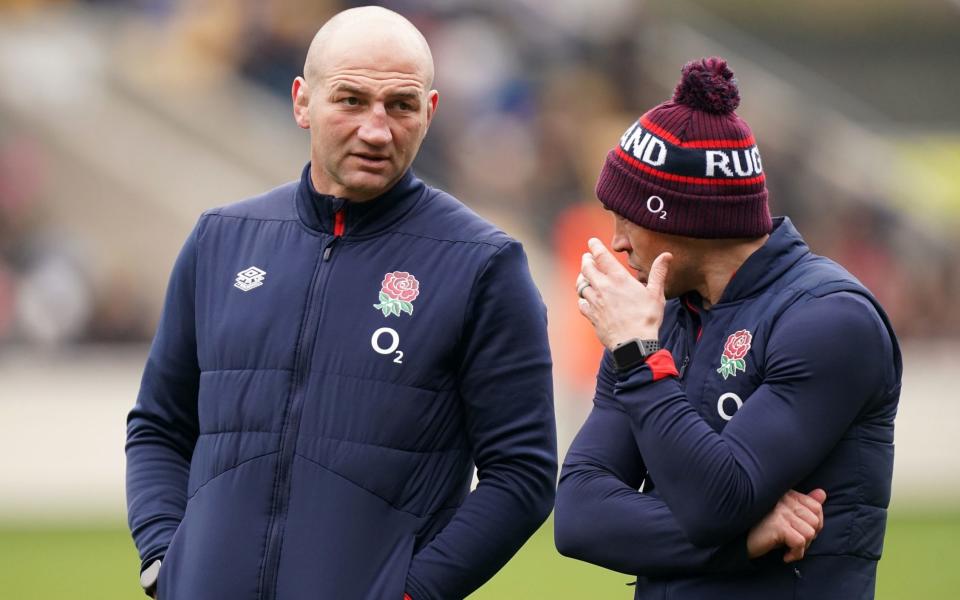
[672,57,740,115]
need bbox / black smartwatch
[611,339,660,372]
[140,559,161,597]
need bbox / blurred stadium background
[1,0,958,598]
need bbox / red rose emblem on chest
[717,329,752,380]
[374,271,420,317]
[723,330,752,361]
[381,271,420,302]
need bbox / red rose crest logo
[717,329,752,380]
[373,271,420,317]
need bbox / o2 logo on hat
[646,195,667,220]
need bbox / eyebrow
[388,91,421,101]
[330,83,369,97]
[330,83,421,101]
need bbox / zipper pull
[679,355,690,378]
[323,238,338,261]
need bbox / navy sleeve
[405,241,557,600]
[555,354,754,576]
[125,220,204,571]
[615,292,894,547]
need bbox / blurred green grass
[1,512,956,599]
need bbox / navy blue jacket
[126,165,557,600]
[555,218,900,599]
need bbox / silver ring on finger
[577,281,592,299]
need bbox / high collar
[682,217,810,311]
[295,162,425,238]
[715,216,810,304]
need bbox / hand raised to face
[577,237,673,350]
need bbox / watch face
[614,340,645,367]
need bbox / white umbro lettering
[234,266,266,292]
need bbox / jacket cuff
[404,573,431,600]
[710,532,757,573]
[646,349,679,381]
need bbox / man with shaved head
[126,7,557,599]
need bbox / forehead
[615,212,642,231]
[318,33,429,90]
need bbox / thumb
[808,488,827,504]
[646,252,673,297]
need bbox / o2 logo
[717,392,742,421]
[371,327,403,364]
[647,195,667,220]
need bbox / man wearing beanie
[554,57,900,599]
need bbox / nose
[611,220,630,253]
[357,104,392,147]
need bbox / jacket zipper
[258,209,343,599]
[679,296,702,381]
[678,355,691,379]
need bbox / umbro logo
[234,266,266,292]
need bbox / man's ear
[292,77,310,130]
[424,89,439,127]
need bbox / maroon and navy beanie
[596,57,772,239]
